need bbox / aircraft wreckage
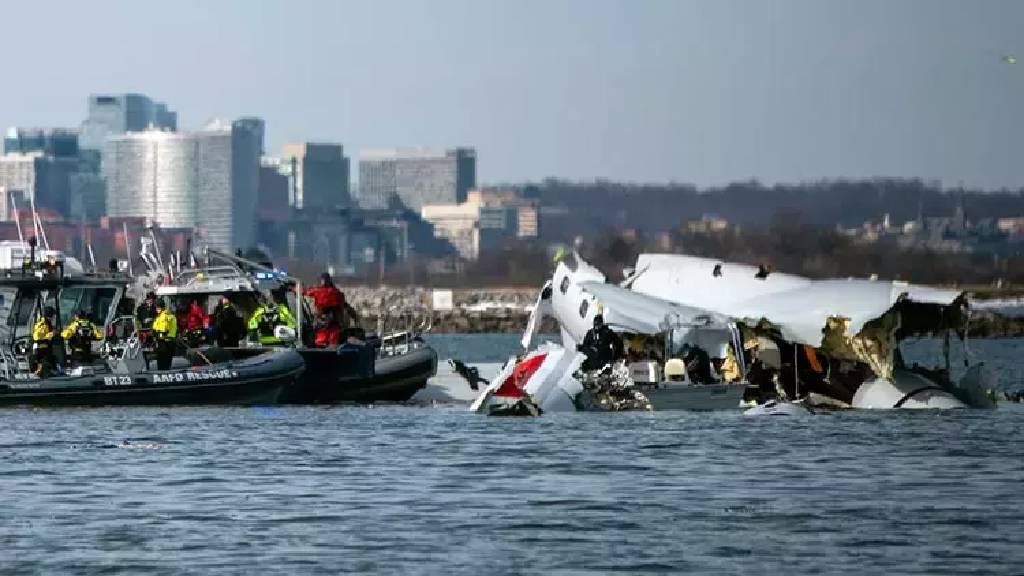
[470,252,994,415]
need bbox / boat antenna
[122,221,134,277]
[148,228,165,271]
[87,243,97,271]
[29,198,42,247]
[9,193,24,243]
[30,198,51,251]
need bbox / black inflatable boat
[278,342,437,404]
[0,348,304,407]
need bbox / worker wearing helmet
[31,306,58,377]
[577,314,624,372]
[248,289,297,345]
[151,300,178,370]
[303,272,359,329]
[62,309,103,366]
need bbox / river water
[0,335,1022,575]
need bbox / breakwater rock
[343,286,556,334]
[339,286,1024,337]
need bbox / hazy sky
[2,0,1022,188]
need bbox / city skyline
[1,0,1023,190]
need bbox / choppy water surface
[1,335,1022,575]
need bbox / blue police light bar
[255,270,289,280]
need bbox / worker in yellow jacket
[31,306,57,377]
[62,309,103,366]
[248,290,297,345]
[151,300,178,370]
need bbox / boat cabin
[0,263,131,378]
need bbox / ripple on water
[0,336,1022,574]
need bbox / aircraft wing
[578,280,732,335]
[629,253,965,347]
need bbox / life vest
[258,306,280,335]
[314,325,342,347]
[32,318,55,346]
[152,310,178,340]
[62,318,102,348]
[250,304,295,343]
[178,303,207,332]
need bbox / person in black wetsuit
[577,314,624,371]
[210,296,245,347]
[681,343,713,383]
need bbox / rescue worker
[712,342,743,383]
[577,314,624,371]
[304,273,347,327]
[313,310,342,348]
[135,291,159,347]
[61,309,103,366]
[151,300,178,370]
[248,290,297,345]
[176,298,208,347]
[210,296,245,347]
[31,306,58,377]
[681,343,713,383]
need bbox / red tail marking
[493,353,549,398]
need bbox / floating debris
[574,364,652,412]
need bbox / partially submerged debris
[573,364,652,412]
[488,396,542,417]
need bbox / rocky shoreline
[344,286,554,334]
[341,285,1024,337]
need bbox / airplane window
[579,299,589,318]
[559,276,570,294]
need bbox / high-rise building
[258,158,290,221]
[234,117,265,155]
[2,128,85,220]
[419,189,539,260]
[0,151,78,219]
[279,143,350,210]
[80,93,177,150]
[255,157,290,253]
[4,127,79,158]
[103,119,261,251]
[358,147,475,211]
[229,119,261,250]
[0,153,36,220]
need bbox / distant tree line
[504,178,1024,242]
[575,210,1024,288]
[326,179,1024,289]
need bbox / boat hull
[278,345,437,404]
[638,381,747,410]
[0,348,304,407]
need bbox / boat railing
[376,304,432,357]
[104,316,144,361]
[0,345,19,380]
[170,266,256,290]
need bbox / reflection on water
[0,335,1020,575]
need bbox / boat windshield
[6,288,39,328]
[58,287,118,325]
